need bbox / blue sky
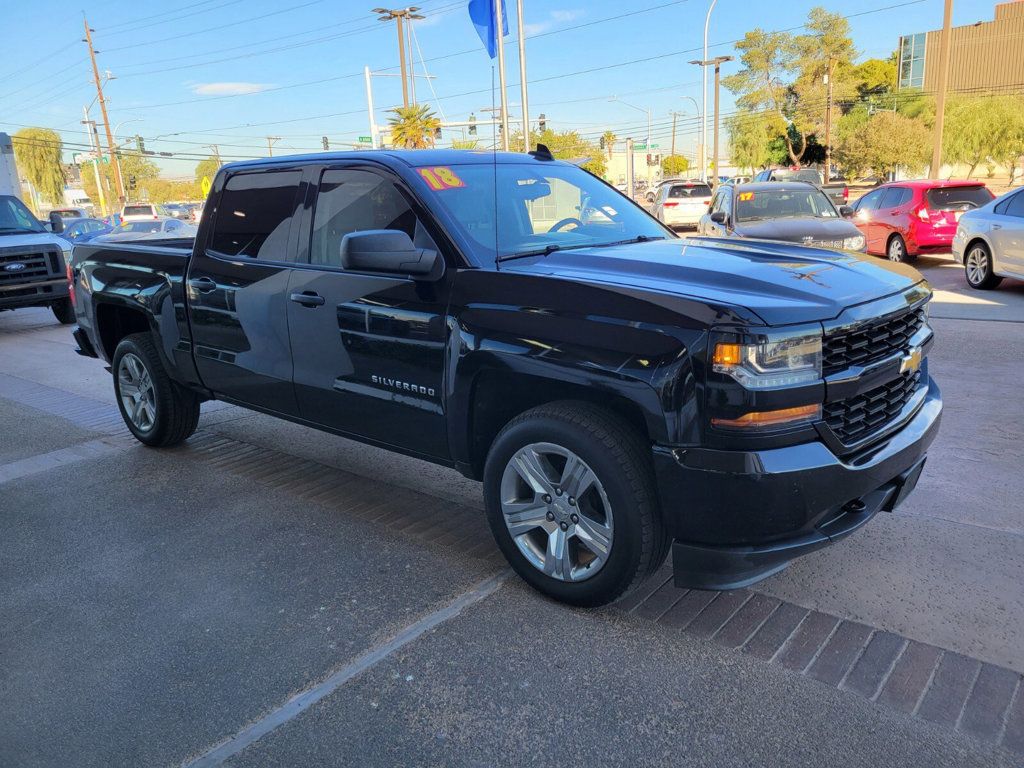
[0,0,1001,177]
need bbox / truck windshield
[0,195,45,234]
[736,188,838,221]
[419,162,669,262]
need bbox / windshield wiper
[587,234,666,249]
[497,243,563,262]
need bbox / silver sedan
[952,187,1024,289]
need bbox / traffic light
[322,136,329,151]
[538,113,547,131]
[600,135,606,150]
[646,154,652,166]
[435,126,442,140]
[468,113,477,136]
[135,135,145,153]
[127,174,137,191]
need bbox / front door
[853,187,886,253]
[993,190,1024,274]
[187,168,306,415]
[286,166,453,459]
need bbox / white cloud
[191,82,272,96]
[523,8,583,36]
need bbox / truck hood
[0,231,69,250]
[502,236,926,326]
[732,217,861,243]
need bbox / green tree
[832,105,873,177]
[727,111,774,172]
[990,95,1024,184]
[12,127,65,208]
[82,150,158,207]
[601,130,617,159]
[450,138,479,150]
[836,110,929,178]
[661,155,689,176]
[851,56,897,97]
[388,104,441,149]
[510,128,606,177]
[722,29,795,159]
[195,156,220,184]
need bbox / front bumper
[653,376,941,589]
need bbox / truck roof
[221,149,565,173]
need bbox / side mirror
[49,212,65,234]
[340,229,442,279]
[838,205,854,219]
[710,211,727,225]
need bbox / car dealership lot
[1,255,1022,767]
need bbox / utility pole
[516,0,530,148]
[83,17,123,204]
[824,57,835,183]
[690,55,733,190]
[670,111,680,157]
[81,106,106,216]
[930,0,954,179]
[364,66,379,148]
[207,145,222,166]
[373,8,424,110]
[700,0,719,182]
[625,138,635,199]
[494,0,510,150]
[267,136,281,157]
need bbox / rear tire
[483,401,669,607]
[51,298,75,325]
[964,242,1002,290]
[886,234,916,263]
[112,333,200,447]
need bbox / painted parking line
[181,570,511,768]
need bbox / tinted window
[123,205,153,217]
[856,188,886,211]
[1004,191,1024,218]
[669,183,712,198]
[880,187,912,208]
[925,186,993,211]
[210,171,301,259]
[310,169,419,268]
[124,221,165,233]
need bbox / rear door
[187,167,307,415]
[992,190,1024,274]
[285,164,454,459]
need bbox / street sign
[200,176,212,198]
[73,152,97,164]
[633,143,659,150]
[358,136,372,144]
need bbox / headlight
[843,235,866,251]
[713,330,822,389]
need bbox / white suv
[121,203,171,223]
[654,181,713,230]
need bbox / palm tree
[602,130,617,160]
[388,104,441,149]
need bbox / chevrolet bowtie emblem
[900,346,923,375]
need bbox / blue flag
[468,0,508,59]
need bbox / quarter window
[209,171,302,259]
[1004,191,1024,219]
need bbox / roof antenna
[529,143,554,161]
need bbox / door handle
[992,224,1002,230]
[188,276,216,293]
[289,291,325,307]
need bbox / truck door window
[209,171,302,260]
[310,169,429,269]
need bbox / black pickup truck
[69,149,941,606]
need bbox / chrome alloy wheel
[117,352,156,432]
[965,247,989,286]
[499,442,614,582]
[888,237,906,262]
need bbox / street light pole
[690,55,733,190]
[373,7,425,110]
[700,0,719,182]
[494,0,510,150]
[611,97,652,181]
[929,0,954,179]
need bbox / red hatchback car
[850,180,994,262]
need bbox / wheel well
[964,237,990,255]
[96,303,151,360]
[465,370,652,480]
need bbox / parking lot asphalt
[1,252,1022,767]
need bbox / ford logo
[3,262,27,272]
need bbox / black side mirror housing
[340,230,442,279]
[710,211,727,224]
[839,205,854,219]
[48,212,65,234]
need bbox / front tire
[964,243,1002,290]
[483,401,668,607]
[112,333,200,447]
[886,234,915,263]
[51,298,75,325]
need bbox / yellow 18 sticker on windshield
[418,166,465,190]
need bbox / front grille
[824,370,922,445]
[0,246,61,285]
[823,307,926,376]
